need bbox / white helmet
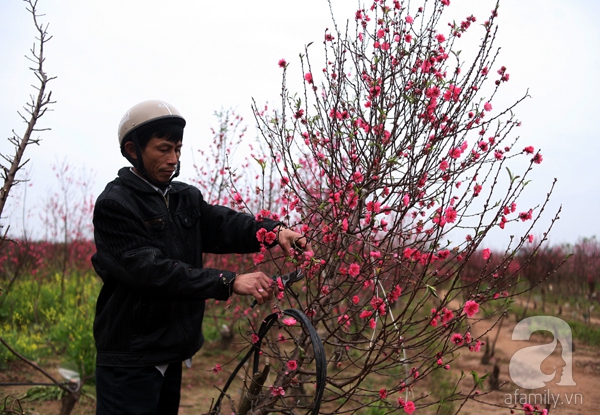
[118,99,186,147]
[118,100,186,182]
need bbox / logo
[508,316,575,389]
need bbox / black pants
[96,363,182,415]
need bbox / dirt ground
[447,312,600,415]
[1,314,599,414]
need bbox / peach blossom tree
[201,1,562,414]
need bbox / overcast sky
[1,0,598,248]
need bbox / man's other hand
[232,272,274,305]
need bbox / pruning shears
[251,270,304,308]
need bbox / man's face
[139,136,182,183]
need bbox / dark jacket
[92,167,279,367]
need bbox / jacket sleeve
[198,197,281,254]
[93,198,237,301]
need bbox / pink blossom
[352,171,364,183]
[482,248,491,260]
[403,247,415,259]
[403,401,416,414]
[369,318,377,329]
[443,84,461,102]
[256,228,267,242]
[287,360,298,371]
[484,102,492,111]
[282,317,297,326]
[528,234,534,243]
[441,307,454,323]
[523,145,534,154]
[251,333,260,344]
[463,300,480,317]
[449,147,462,159]
[436,33,446,43]
[211,363,222,374]
[519,209,533,222]
[270,386,285,397]
[439,160,449,171]
[451,333,464,345]
[338,314,350,327]
[402,194,410,206]
[404,34,412,43]
[360,310,373,319]
[444,207,457,223]
[304,72,313,84]
[278,59,287,68]
[405,15,414,24]
[348,263,361,277]
[265,231,276,245]
[532,152,543,164]
[352,295,360,304]
[379,388,387,399]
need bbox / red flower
[304,72,313,84]
[278,59,287,68]
[463,300,480,317]
[379,388,387,399]
[360,310,373,319]
[482,248,491,260]
[287,360,298,371]
[522,403,534,414]
[270,386,285,397]
[282,317,297,326]
[519,209,533,222]
[523,145,534,154]
[403,401,416,413]
[348,263,361,277]
[451,333,464,345]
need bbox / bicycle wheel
[210,309,326,415]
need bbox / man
[91,100,308,415]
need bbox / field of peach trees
[2,0,600,414]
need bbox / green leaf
[426,284,439,299]
[253,157,267,172]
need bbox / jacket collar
[117,167,189,195]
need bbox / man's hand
[276,226,313,256]
[232,272,274,305]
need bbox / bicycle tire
[210,308,326,415]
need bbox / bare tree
[0,0,55,239]
[0,2,81,415]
